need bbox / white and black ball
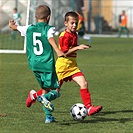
[70,103,88,121]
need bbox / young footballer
[55,11,102,116]
[9,5,65,123]
[118,10,129,38]
[11,8,22,40]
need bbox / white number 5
[33,32,43,55]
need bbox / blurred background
[0,0,133,53]
[0,0,133,34]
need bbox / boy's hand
[9,20,17,30]
[57,50,66,57]
[77,44,91,50]
[9,20,15,27]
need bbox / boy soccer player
[9,5,65,123]
[55,11,102,116]
[11,8,22,40]
[118,10,129,38]
[12,8,22,26]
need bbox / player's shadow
[58,110,133,125]
[82,110,133,124]
[99,110,133,116]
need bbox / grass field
[0,32,24,50]
[0,37,133,133]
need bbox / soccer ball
[70,103,88,121]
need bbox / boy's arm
[48,27,65,57]
[9,20,30,36]
[48,37,65,57]
[59,33,91,56]
[65,44,91,56]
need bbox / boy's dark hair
[13,8,17,11]
[64,11,78,22]
[122,10,125,14]
[35,5,51,19]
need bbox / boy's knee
[80,81,88,88]
[84,81,88,87]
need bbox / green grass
[0,32,24,50]
[0,37,133,133]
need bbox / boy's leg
[80,89,91,108]
[80,88,102,116]
[118,27,122,37]
[42,105,55,123]
[118,26,123,37]
[26,71,60,107]
[26,90,37,107]
[37,94,54,112]
[26,90,56,123]
[44,90,60,101]
[11,31,16,40]
[125,27,129,37]
[37,89,60,111]
[37,88,60,99]
[72,74,102,116]
[26,89,60,107]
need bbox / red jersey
[58,30,78,57]
[56,30,80,81]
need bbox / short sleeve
[47,27,56,39]
[59,34,70,53]
[17,25,30,36]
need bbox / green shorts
[119,26,128,31]
[33,71,60,89]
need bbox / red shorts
[59,72,84,86]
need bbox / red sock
[37,89,42,96]
[32,89,42,99]
[80,88,91,109]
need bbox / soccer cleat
[45,115,56,123]
[26,90,37,107]
[88,105,102,116]
[37,95,54,112]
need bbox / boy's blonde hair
[35,5,51,19]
